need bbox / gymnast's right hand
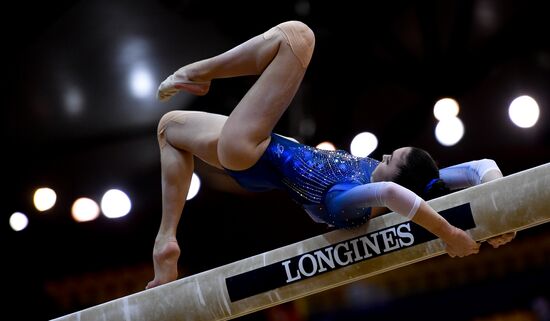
[443,226,480,258]
[486,231,516,248]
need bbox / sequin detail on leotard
[224,134,380,227]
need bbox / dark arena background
[3,1,550,320]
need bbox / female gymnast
[146,21,514,289]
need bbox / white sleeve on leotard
[326,181,422,220]
[439,159,501,191]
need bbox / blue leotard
[224,133,380,228]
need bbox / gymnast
[146,20,515,289]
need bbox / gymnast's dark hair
[393,147,450,200]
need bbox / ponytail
[423,178,450,200]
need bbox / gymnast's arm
[439,159,514,248]
[326,182,479,257]
[439,159,503,190]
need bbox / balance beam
[51,163,550,321]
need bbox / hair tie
[424,178,439,194]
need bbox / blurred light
[508,95,540,128]
[474,0,499,36]
[71,197,100,222]
[186,173,201,200]
[118,38,154,99]
[63,86,84,116]
[299,118,316,137]
[350,132,378,157]
[316,141,336,150]
[433,98,460,121]
[435,116,464,146]
[10,212,29,232]
[101,189,132,219]
[129,67,154,98]
[33,187,57,212]
[294,0,311,16]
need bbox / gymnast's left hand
[443,226,480,258]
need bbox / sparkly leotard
[224,133,380,228]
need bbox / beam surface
[51,163,550,321]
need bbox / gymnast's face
[371,147,411,182]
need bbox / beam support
[51,163,550,321]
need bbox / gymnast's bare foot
[157,68,211,102]
[146,238,181,289]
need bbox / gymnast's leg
[147,111,227,289]
[157,20,315,170]
[150,21,315,288]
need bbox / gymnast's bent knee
[157,110,190,149]
[263,20,315,68]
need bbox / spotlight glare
[101,189,132,219]
[186,173,201,200]
[508,95,540,128]
[433,98,460,121]
[435,116,464,146]
[33,187,57,212]
[10,212,29,232]
[350,132,378,157]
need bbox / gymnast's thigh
[158,110,227,169]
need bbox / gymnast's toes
[157,73,211,102]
